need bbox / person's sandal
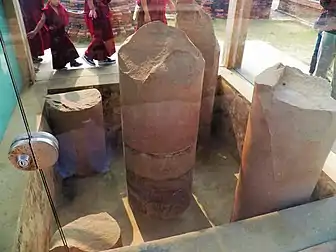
[98,57,116,66]
[32,57,43,64]
[55,66,67,71]
[70,60,83,67]
[83,55,96,66]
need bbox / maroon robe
[84,0,116,61]
[43,3,79,69]
[20,0,50,58]
[136,0,168,30]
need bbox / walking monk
[136,0,175,29]
[27,0,82,70]
[83,0,116,66]
[19,0,50,63]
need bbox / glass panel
[227,0,336,227]
[0,2,33,251]
[3,0,335,250]
[237,0,318,82]
[233,2,336,174]
[2,0,230,250]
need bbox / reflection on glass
[238,0,318,82]
[0,2,29,251]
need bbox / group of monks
[20,0,174,70]
[20,0,117,70]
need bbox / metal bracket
[8,131,59,171]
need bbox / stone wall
[250,0,273,19]
[61,0,135,42]
[99,84,122,147]
[202,0,273,19]
[278,0,322,23]
[212,77,250,161]
[13,116,56,252]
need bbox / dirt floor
[55,141,239,246]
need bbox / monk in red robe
[83,0,116,66]
[27,0,82,70]
[136,0,175,29]
[19,0,50,63]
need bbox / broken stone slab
[50,212,122,252]
[231,63,336,222]
[45,89,109,177]
[119,21,204,218]
[176,1,220,144]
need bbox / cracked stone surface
[118,22,204,218]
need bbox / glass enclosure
[0,1,28,251]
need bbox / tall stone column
[231,63,336,222]
[119,22,205,219]
[176,0,220,144]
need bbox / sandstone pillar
[46,89,109,177]
[176,1,220,144]
[119,22,204,219]
[50,213,122,252]
[231,64,336,222]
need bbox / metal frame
[222,0,253,69]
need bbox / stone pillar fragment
[46,89,109,177]
[119,22,204,219]
[232,64,336,222]
[176,1,220,144]
[50,212,122,252]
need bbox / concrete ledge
[299,241,336,252]
[106,197,336,252]
[35,58,120,94]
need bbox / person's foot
[62,176,77,201]
[70,60,83,67]
[83,55,96,66]
[32,57,43,64]
[55,67,67,71]
[34,67,39,73]
[98,57,116,66]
